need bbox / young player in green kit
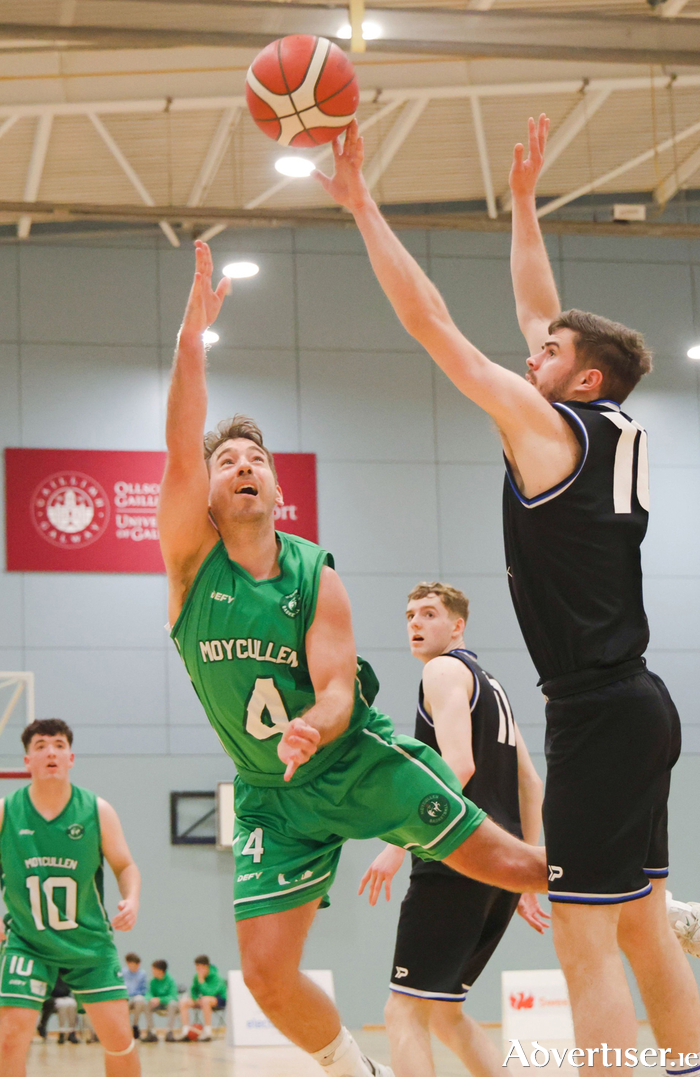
[159,241,547,1077]
[0,719,141,1077]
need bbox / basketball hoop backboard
[0,672,34,778]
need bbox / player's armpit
[157,460,219,613]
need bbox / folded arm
[278,566,358,780]
[157,241,229,624]
[509,114,561,355]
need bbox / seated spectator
[177,954,226,1042]
[36,976,78,1043]
[122,951,147,1039]
[145,959,180,1042]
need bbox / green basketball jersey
[0,785,115,964]
[171,532,378,787]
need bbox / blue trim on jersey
[591,398,621,411]
[417,695,434,727]
[672,1065,700,1075]
[389,984,468,1002]
[504,403,589,509]
[549,882,652,905]
[644,867,669,878]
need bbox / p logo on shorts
[419,794,450,826]
[548,864,563,882]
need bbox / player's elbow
[401,303,451,345]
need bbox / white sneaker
[361,1056,394,1077]
[667,891,700,957]
[196,1030,212,1042]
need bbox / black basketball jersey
[502,399,650,690]
[412,648,522,877]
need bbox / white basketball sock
[312,1027,374,1076]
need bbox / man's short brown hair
[203,414,277,480]
[21,719,73,751]
[407,582,469,624]
[194,955,210,967]
[549,309,652,404]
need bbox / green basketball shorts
[0,938,127,1010]
[232,714,486,920]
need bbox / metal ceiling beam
[538,116,700,218]
[470,96,497,220]
[18,114,53,240]
[187,106,240,207]
[654,142,700,205]
[364,97,428,191]
[501,86,613,213]
[88,112,180,246]
[5,7,700,64]
[3,73,700,124]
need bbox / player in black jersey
[318,118,700,1069]
[359,583,548,1077]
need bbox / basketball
[187,1024,203,1041]
[246,35,359,147]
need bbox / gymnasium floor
[25,1024,660,1075]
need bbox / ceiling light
[202,329,219,345]
[275,156,315,178]
[688,345,700,359]
[222,261,259,279]
[336,20,382,40]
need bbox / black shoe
[58,1033,65,1045]
[36,1024,47,1040]
[132,1025,140,1039]
[142,1031,158,1043]
[67,1032,79,1044]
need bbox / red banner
[4,448,318,573]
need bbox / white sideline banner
[502,969,574,1042]
[226,969,335,1047]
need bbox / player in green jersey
[0,719,141,1077]
[159,241,547,1077]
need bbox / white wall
[1,225,699,1023]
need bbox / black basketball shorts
[389,869,520,1001]
[543,669,681,905]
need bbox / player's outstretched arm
[513,726,550,933]
[509,114,561,355]
[158,241,230,622]
[98,798,141,932]
[315,123,567,453]
[277,567,358,781]
[359,844,406,906]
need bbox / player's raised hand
[112,896,138,932]
[314,120,370,212]
[278,717,322,781]
[516,892,550,934]
[358,844,406,906]
[509,114,550,201]
[179,240,231,340]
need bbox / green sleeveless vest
[0,785,115,962]
[171,533,377,786]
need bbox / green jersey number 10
[26,875,79,931]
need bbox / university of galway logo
[67,823,85,840]
[510,992,535,1010]
[281,590,301,618]
[31,472,110,549]
[418,793,450,826]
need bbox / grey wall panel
[473,647,545,730]
[644,576,700,651]
[300,349,434,462]
[342,574,421,652]
[434,368,504,464]
[642,467,700,577]
[0,246,19,342]
[361,647,421,731]
[430,256,527,354]
[29,647,167,728]
[20,246,159,346]
[645,650,700,730]
[632,368,700,469]
[20,343,163,450]
[317,461,441,576]
[562,234,692,266]
[202,346,300,451]
[438,463,506,575]
[168,723,229,755]
[561,259,695,357]
[296,253,422,353]
[23,574,167,650]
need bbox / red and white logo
[31,471,110,549]
[509,992,535,1010]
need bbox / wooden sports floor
[23,1024,660,1075]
